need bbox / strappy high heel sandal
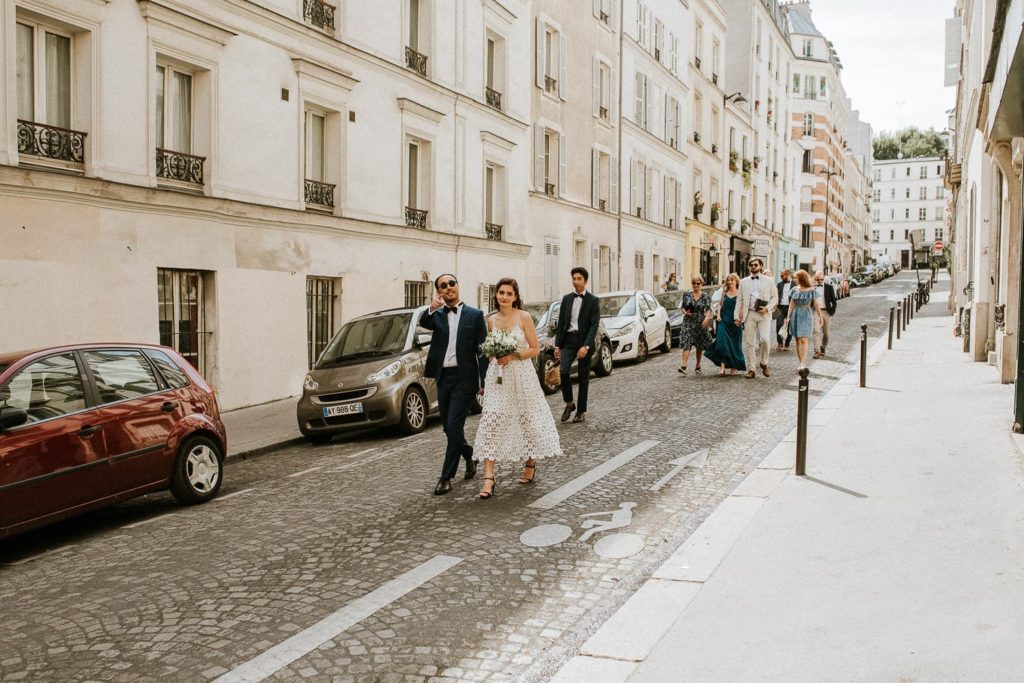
[518,463,536,484]
[479,477,497,499]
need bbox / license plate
[322,403,364,417]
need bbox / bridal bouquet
[480,329,520,384]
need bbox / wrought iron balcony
[545,76,558,94]
[156,148,205,185]
[486,87,502,110]
[17,120,86,164]
[305,179,335,209]
[599,199,607,211]
[600,11,609,24]
[303,0,335,31]
[693,131,701,143]
[712,73,718,85]
[485,223,503,240]
[711,143,718,155]
[405,47,428,76]
[545,183,556,196]
[654,48,661,61]
[694,56,701,70]
[405,206,428,229]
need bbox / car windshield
[523,303,552,326]
[598,295,636,318]
[316,313,411,367]
[655,292,683,310]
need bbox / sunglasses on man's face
[438,280,458,290]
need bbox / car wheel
[539,354,560,395]
[170,435,224,504]
[305,433,332,445]
[658,325,672,353]
[593,341,614,377]
[399,386,428,434]
[635,334,649,363]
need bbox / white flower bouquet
[479,329,520,384]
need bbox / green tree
[873,127,948,160]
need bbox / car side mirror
[415,333,432,347]
[644,311,655,320]
[0,406,28,431]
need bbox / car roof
[598,290,643,297]
[351,306,425,321]
[0,342,171,367]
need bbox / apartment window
[801,223,812,248]
[536,20,566,100]
[729,127,735,154]
[904,229,909,239]
[485,35,506,110]
[534,126,565,198]
[804,75,815,99]
[155,63,206,185]
[873,189,881,201]
[934,207,943,221]
[404,280,429,308]
[906,167,911,177]
[593,149,614,212]
[792,73,800,93]
[596,0,612,25]
[637,3,648,46]
[935,185,945,199]
[905,187,910,199]
[653,19,664,62]
[16,21,71,129]
[543,239,561,299]
[634,72,649,129]
[710,107,720,152]
[631,158,648,218]
[803,113,813,137]
[801,150,812,174]
[936,164,942,175]
[405,137,431,228]
[872,229,880,242]
[595,59,611,121]
[936,227,944,241]
[873,170,881,181]
[919,187,927,200]
[484,162,506,238]
[693,92,702,142]
[665,95,680,147]
[819,78,826,98]
[306,277,338,369]
[918,208,926,221]
[406,0,430,75]
[904,208,910,219]
[919,166,927,179]
[890,230,894,240]
[890,209,895,219]
[712,38,720,80]
[890,188,896,199]
[157,268,211,375]
[694,22,704,69]
[802,39,812,57]
[634,252,645,290]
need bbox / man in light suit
[735,258,778,378]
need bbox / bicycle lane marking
[528,440,661,510]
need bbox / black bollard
[795,367,810,476]
[896,306,902,339]
[860,324,868,388]
[888,306,895,350]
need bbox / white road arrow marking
[649,448,709,492]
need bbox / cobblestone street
[0,275,924,682]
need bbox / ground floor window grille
[479,284,498,312]
[307,277,338,369]
[405,280,430,308]
[157,268,210,374]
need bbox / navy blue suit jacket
[419,304,489,393]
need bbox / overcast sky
[804,0,953,137]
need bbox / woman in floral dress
[677,276,714,375]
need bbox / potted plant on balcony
[742,158,752,174]
[753,155,761,170]
[728,218,736,230]
[710,202,720,224]
[729,150,739,172]
[742,170,751,189]
[693,190,704,218]
[740,218,751,233]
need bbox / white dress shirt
[781,281,793,305]
[814,284,826,308]
[748,276,763,311]
[568,291,587,333]
[443,303,462,368]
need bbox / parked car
[297,306,445,443]
[597,290,671,362]
[855,266,878,284]
[0,344,226,540]
[826,274,847,299]
[524,301,614,396]
[848,273,867,288]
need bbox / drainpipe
[616,0,624,289]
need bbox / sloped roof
[786,3,823,38]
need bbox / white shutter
[671,34,678,73]
[610,65,617,123]
[535,18,545,89]
[592,148,600,208]
[610,249,617,289]
[592,58,600,118]
[652,169,661,224]
[645,6,652,52]
[478,284,489,311]
[644,76,653,133]
[609,155,619,214]
[558,134,567,197]
[592,247,600,290]
[674,98,681,149]
[655,21,664,63]
[636,3,644,45]
[664,175,670,227]
[644,164,652,219]
[559,34,568,100]
[630,158,639,216]
[663,93,670,143]
[674,178,682,229]
[634,72,644,126]
[593,0,600,17]
[534,124,545,190]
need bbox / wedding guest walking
[474,279,562,498]
[812,271,838,359]
[554,267,600,423]
[776,269,793,351]
[703,273,746,376]
[419,274,488,496]
[735,258,778,379]
[663,273,680,292]
[677,276,714,375]
[783,269,825,368]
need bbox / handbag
[544,364,561,387]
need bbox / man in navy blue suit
[419,273,489,495]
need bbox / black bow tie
[446,305,460,313]
[574,293,584,298]
[751,276,759,280]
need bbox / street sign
[933,240,944,253]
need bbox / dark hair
[749,258,763,268]
[493,278,523,310]
[433,273,457,290]
[570,266,590,282]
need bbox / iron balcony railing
[303,0,335,31]
[600,106,608,119]
[405,206,428,229]
[486,87,502,110]
[545,76,558,94]
[544,183,556,196]
[485,223,503,240]
[305,179,336,209]
[156,148,205,185]
[405,47,428,76]
[599,199,607,211]
[17,119,86,164]
[694,56,701,70]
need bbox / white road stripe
[214,555,462,683]
[287,466,323,478]
[529,440,661,510]
[399,434,424,442]
[345,447,377,460]
[123,513,175,529]
[215,488,255,502]
[3,544,76,566]
[328,449,397,473]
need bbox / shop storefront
[730,235,753,277]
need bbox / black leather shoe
[561,403,575,422]
[433,478,452,496]
[464,458,477,480]
[572,412,586,423]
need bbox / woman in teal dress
[703,273,746,375]
[784,269,824,368]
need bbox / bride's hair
[493,277,523,310]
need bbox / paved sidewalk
[553,290,1024,681]
[221,396,304,459]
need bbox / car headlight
[304,374,319,391]
[367,360,402,383]
[610,322,636,339]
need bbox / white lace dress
[474,326,564,463]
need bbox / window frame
[0,352,91,427]
[155,61,195,154]
[15,18,74,129]
[80,349,166,407]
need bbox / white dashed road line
[287,466,324,478]
[529,440,662,510]
[214,554,463,683]
[123,513,175,529]
[215,488,255,502]
[344,447,377,460]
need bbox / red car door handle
[78,424,102,437]
[161,401,177,413]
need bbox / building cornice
[137,0,237,46]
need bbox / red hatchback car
[0,344,227,539]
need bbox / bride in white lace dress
[474,278,563,498]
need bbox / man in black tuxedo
[419,273,488,495]
[812,271,838,359]
[554,267,600,424]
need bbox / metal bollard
[795,366,810,476]
[888,306,895,350]
[896,306,902,339]
[860,324,868,388]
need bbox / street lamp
[817,166,837,274]
[724,91,747,105]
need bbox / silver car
[297,306,437,443]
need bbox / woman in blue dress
[703,273,746,376]
[783,269,825,368]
